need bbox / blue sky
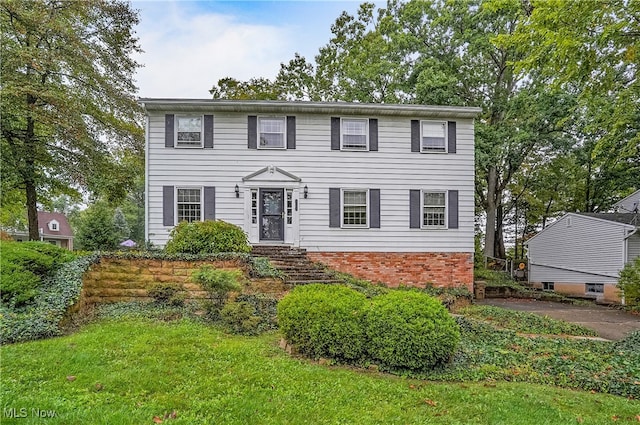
[133,1,372,98]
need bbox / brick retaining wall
[307,252,473,291]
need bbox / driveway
[477,298,640,340]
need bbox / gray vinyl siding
[628,233,640,263]
[146,111,475,252]
[614,189,640,213]
[528,214,628,284]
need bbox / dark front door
[260,189,284,241]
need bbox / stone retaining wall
[81,257,276,304]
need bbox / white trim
[175,115,204,148]
[175,186,203,224]
[340,117,369,151]
[48,220,59,231]
[257,116,287,150]
[421,190,448,229]
[341,188,369,229]
[144,115,150,242]
[420,120,447,153]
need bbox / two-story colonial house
[141,99,480,290]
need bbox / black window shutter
[409,189,421,228]
[329,188,341,228]
[165,114,174,148]
[331,117,340,150]
[203,186,216,220]
[287,116,296,149]
[448,121,457,153]
[448,190,459,229]
[248,116,257,149]
[163,186,174,226]
[369,118,378,151]
[204,115,214,148]
[370,189,380,228]
[411,120,420,152]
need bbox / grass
[2,318,639,425]
[458,305,598,336]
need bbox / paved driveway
[477,298,640,340]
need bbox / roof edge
[525,212,636,245]
[138,99,482,118]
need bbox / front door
[260,189,284,241]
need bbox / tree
[74,202,120,251]
[210,77,285,100]
[1,0,143,241]
[113,207,130,242]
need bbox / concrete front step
[251,245,338,285]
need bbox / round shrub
[365,290,460,371]
[164,220,251,254]
[277,284,367,361]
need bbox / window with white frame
[421,121,447,152]
[286,190,293,224]
[343,190,368,227]
[341,118,368,150]
[259,117,285,148]
[423,191,446,228]
[176,116,203,147]
[585,283,604,294]
[48,220,59,231]
[176,188,201,223]
[542,282,555,291]
[251,189,258,224]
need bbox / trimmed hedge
[278,285,460,370]
[165,220,251,254]
[277,284,368,361]
[365,290,461,370]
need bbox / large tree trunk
[26,179,39,240]
[495,201,506,259]
[25,104,39,241]
[484,166,498,258]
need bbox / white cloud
[134,1,294,98]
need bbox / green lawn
[2,318,639,424]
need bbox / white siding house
[614,189,640,213]
[142,100,480,289]
[527,213,639,302]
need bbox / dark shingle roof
[578,213,639,226]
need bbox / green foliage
[365,290,460,371]
[0,254,97,344]
[220,302,262,335]
[459,305,597,337]
[618,257,640,307]
[0,241,76,308]
[249,256,284,279]
[164,220,251,254]
[74,202,121,251]
[277,284,368,361]
[112,207,131,242]
[191,266,242,319]
[147,282,186,307]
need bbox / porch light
[235,184,240,198]
[304,185,308,198]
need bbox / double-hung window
[259,117,285,149]
[423,191,446,228]
[421,121,447,152]
[176,188,202,222]
[343,190,368,227]
[341,118,368,150]
[176,116,203,147]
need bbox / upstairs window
[423,191,446,228]
[341,118,368,150]
[259,117,285,149]
[421,121,447,153]
[176,116,203,147]
[48,220,59,231]
[177,188,201,222]
[343,190,368,227]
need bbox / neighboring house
[141,99,480,290]
[526,212,639,303]
[7,211,74,250]
[613,189,640,213]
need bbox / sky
[132,0,370,99]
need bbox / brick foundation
[306,252,473,291]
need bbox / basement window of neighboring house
[423,191,446,228]
[586,283,604,294]
[176,116,203,147]
[341,118,368,150]
[421,121,447,153]
[342,190,368,228]
[259,117,286,149]
[176,188,202,223]
[542,282,555,291]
